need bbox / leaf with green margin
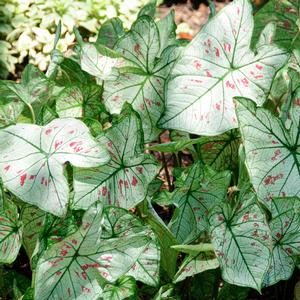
[21,205,46,259]
[0,199,22,263]
[171,243,214,255]
[208,188,272,291]
[173,251,219,283]
[35,204,159,299]
[55,84,102,119]
[101,207,160,287]
[101,276,136,300]
[235,95,300,208]
[263,197,300,287]
[138,0,157,18]
[159,0,288,136]
[252,0,300,50]
[103,15,178,142]
[168,163,231,243]
[96,17,125,49]
[0,118,110,216]
[197,130,241,171]
[73,106,159,210]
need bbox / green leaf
[101,276,136,300]
[235,95,300,208]
[252,0,300,50]
[197,130,241,171]
[102,207,160,287]
[0,118,110,216]
[169,163,231,243]
[103,15,178,142]
[208,188,272,291]
[35,204,159,299]
[0,199,22,263]
[96,18,125,50]
[159,0,288,135]
[263,197,300,286]
[73,106,159,210]
[173,251,219,283]
[138,0,157,18]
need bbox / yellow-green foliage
[0,0,150,75]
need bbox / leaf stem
[159,136,173,192]
[27,103,36,124]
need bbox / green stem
[27,103,36,124]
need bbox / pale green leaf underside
[35,205,158,300]
[0,118,110,216]
[209,190,272,291]
[159,0,287,135]
[73,108,159,210]
[235,96,300,208]
[169,163,231,243]
[264,197,300,286]
[0,199,22,263]
[102,276,136,300]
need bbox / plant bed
[0,0,299,299]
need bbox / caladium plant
[0,0,299,299]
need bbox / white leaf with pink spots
[263,197,300,287]
[236,94,300,209]
[159,0,288,135]
[35,205,159,299]
[209,189,272,291]
[73,107,159,210]
[0,118,110,216]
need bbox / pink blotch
[224,43,231,52]
[102,186,107,196]
[56,271,62,276]
[193,60,201,70]
[215,103,221,111]
[132,176,138,186]
[4,165,10,172]
[71,239,78,245]
[206,70,212,77]
[29,175,36,180]
[255,64,263,70]
[20,174,27,186]
[214,47,220,57]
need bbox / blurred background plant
[0,0,153,78]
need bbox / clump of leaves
[0,0,299,299]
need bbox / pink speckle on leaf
[56,271,62,276]
[54,140,63,150]
[102,186,107,196]
[224,43,231,52]
[215,103,221,111]
[193,60,201,70]
[131,176,138,186]
[71,239,78,245]
[214,47,220,57]
[255,64,263,70]
[276,232,282,239]
[206,70,212,77]
[264,174,283,185]
[4,165,10,172]
[45,128,52,135]
[225,80,235,89]
[82,272,87,280]
[20,174,27,186]
[293,98,300,105]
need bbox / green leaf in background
[159,0,287,135]
[264,197,300,286]
[209,188,272,291]
[235,95,300,208]
[96,17,125,50]
[0,199,22,263]
[168,163,231,243]
[252,0,300,50]
[35,204,159,299]
[0,118,109,216]
[173,251,219,283]
[101,276,137,300]
[103,15,178,142]
[73,106,159,210]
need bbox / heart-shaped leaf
[0,199,22,263]
[35,204,159,299]
[169,163,231,243]
[235,94,300,208]
[252,0,300,50]
[208,188,272,291]
[159,0,288,135]
[73,106,159,210]
[0,118,110,216]
[264,197,300,286]
[102,15,178,142]
[173,251,219,283]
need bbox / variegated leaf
[159,0,288,135]
[0,118,110,216]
